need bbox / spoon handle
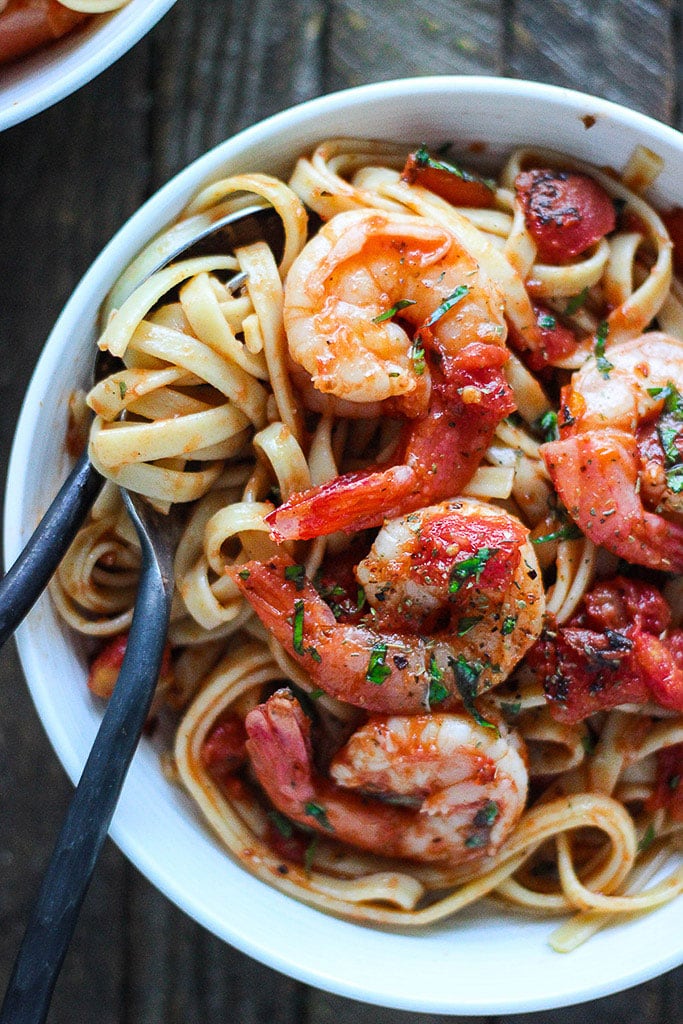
[0,513,173,1024]
[0,452,102,649]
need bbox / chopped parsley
[457,615,483,636]
[410,335,426,376]
[284,564,306,591]
[423,285,470,328]
[372,298,416,323]
[413,146,495,190]
[292,599,305,654]
[647,381,683,493]
[357,586,366,612]
[427,654,449,705]
[449,654,497,731]
[532,523,583,544]
[538,313,556,330]
[237,568,251,580]
[594,320,613,378]
[366,642,391,685]
[535,409,559,443]
[304,802,334,831]
[117,379,127,399]
[268,810,294,838]
[473,800,499,827]
[448,546,498,595]
[638,823,656,853]
[502,616,516,636]
[501,700,522,717]
[464,833,487,848]
[304,836,319,873]
[564,286,589,315]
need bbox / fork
[0,489,179,1024]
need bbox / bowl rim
[5,75,683,1015]
[0,0,178,132]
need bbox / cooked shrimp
[0,0,88,64]
[268,208,513,540]
[542,332,683,572]
[233,500,545,712]
[245,689,528,865]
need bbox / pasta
[54,136,683,950]
[0,0,130,65]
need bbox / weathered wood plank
[325,0,505,91]
[508,0,676,123]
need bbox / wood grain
[0,0,681,1021]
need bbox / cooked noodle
[52,137,683,948]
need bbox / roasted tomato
[401,147,496,208]
[528,577,683,722]
[88,633,175,701]
[515,168,616,264]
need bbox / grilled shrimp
[245,689,528,865]
[542,332,683,571]
[234,499,545,712]
[268,208,513,540]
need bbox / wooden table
[0,1,681,1020]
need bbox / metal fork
[0,490,179,1024]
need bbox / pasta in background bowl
[5,77,683,1015]
[0,0,177,131]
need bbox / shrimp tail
[245,689,317,807]
[542,430,683,573]
[267,345,515,542]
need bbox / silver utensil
[0,202,281,649]
[0,490,179,1023]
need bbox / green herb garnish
[449,654,497,731]
[423,285,469,328]
[457,615,483,636]
[532,523,583,544]
[237,569,251,580]
[594,320,613,379]
[372,298,416,323]
[410,335,426,376]
[464,833,487,848]
[268,810,294,838]
[292,599,305,654]
[304,835,319,873]
[473,800,499,827]
[448,546,498,595]
[304,802,334,831]
[413,146,495,190]
[502,616,516,636]
[366,642,391,685]
[117,380,127,399]
[284,564,306,591]
[638,823,656,853]
[427,654,449,705]
[535,409,559,443]
[564,287,589,315]
[538,313,556,330]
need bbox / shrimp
[267,208,513,541]
[541,332,683,572]
[245,689,528,865]
[233,500,545,712]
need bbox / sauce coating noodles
[55,138,683,950]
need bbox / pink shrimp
[232,500,545,712]
[245,689,528,866]
[541,332,683,572]
[267,208,513,541]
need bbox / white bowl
[0,0,177,132]
[5,77,683,1015]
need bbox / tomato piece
[401,148,496,208]
[88,633,175,701]
[509,303,579,372]
[201,713,248,783]
[529,577,681,722]
[515,168,616,264]
[0,0,89,64]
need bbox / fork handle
[0,452,103,649]
[0,532,173,1024]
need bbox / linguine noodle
[52,138,683,950]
